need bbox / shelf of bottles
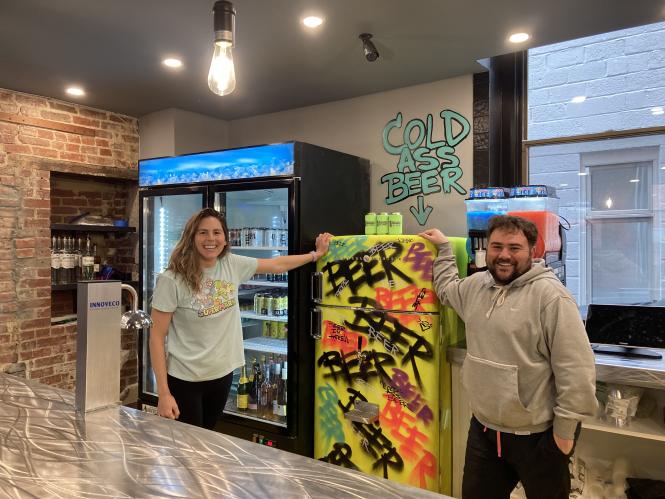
[223,352,288,427]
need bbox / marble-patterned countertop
[0,374,447,499]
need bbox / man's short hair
[487,215,538,248]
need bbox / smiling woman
[148,207,332,429]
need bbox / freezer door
[213,182,293,429]
[313,305,441,492]
[139,188,206,399]
[314,235,439,313]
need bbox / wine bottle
[275,363,287,417]
[237,366,249,411]
[82,235,94,280]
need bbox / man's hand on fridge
[419,228,449,245]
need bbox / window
[527,23,665,311]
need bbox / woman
[150,207,332,429]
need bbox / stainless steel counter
[447,345,665,390]
[0,374,446,499]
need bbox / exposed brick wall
[0,87,139,394]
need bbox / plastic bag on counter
[604,384,644,427]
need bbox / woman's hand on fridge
[157,393,180,420]
[312,232,333,261]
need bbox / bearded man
[420,215,597,499]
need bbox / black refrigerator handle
[310,307,322,339]
[310,272,322,302]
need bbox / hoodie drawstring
[483,425,502,458]
[486,286,507,319]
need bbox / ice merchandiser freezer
[138,142,369,456]
[311,235,467,495]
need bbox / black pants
[167,373,233,430]
[462,416,580,499]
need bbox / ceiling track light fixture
[359,33,379,62]
[208,0,236,96]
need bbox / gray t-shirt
[152,253,258,382]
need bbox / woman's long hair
[167,208,230,292]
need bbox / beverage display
[507,185,561,259]
[388,212,402,235]
[364,212,377,235]
[82,235,95,280]
[236,366,249,411]
[51,236,61,284]
[376,212,389,234]
[464,187,509,231]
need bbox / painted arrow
[410,195,433,226]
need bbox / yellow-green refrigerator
[311,234,467,495]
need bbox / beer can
[254,293,262,314]
[376,212,389,235]
[365,212,377,235]
[388,212,403,235]
[266,295,275,316]
[262,321,271,337]
[277,322,287,339]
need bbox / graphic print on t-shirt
[192,277,236,317]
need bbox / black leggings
[167,373,233,430]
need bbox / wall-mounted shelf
[52,280,138,291]
[51,224,136,233]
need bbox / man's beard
[487,258,532,285]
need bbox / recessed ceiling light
[302,16,323,28]
[571,95,587,103]
[629,178,640,183]
[163,58,183,68]
[508,32,530,43]
[651,106,664,115]
[66,86,85,97]
[559,183,569,187]
[578,172,588,176]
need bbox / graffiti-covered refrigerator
[311,235,466,495]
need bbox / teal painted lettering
[425,114,446,149]
[382,112,404,155]
[421,169,441,195]
[396,147,417,173]
[405,171,423,196]
[413,147,439,171]
[436,145,460,168]
[381,171,409,204]
[439,166,467,195]
[403,118,425,150]
[440,109,470,147]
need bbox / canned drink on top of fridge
[365,212,377,235]
[376,212,389,235]
[388,212,403,235]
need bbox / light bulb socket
[359,33,379,62]
[213,0,235,44]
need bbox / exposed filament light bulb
[208,1,236,96]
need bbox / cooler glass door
[314,235,439,314]
[212,181,293,429]
[139,188,206,399]
[313,305,441,491]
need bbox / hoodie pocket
[462,353,534,428]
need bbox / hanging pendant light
[208,1,236,96]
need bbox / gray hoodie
[434,242,598,439]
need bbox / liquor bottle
[61,236,75,284]
[51,235,61,284]
[247,357,258,412]
[271,363,281,415]
[75,236,82,281]
[275,363,287,417]
[259,365,272,417]
[236,366,249,411]
[56,236,66,285]
[92,243,100,279]
[82,235,94,280]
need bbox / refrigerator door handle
[310,307,322,339]
[310,272,323,302]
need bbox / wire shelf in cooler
[243,337,288,355]
[241,280,288,288]
[240,311,288,323]
[231,246,288,251]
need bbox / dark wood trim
[0,112,96,136]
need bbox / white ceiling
[0,0,663,120]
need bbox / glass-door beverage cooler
[138,142,369,456]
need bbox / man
[420,215,597,499]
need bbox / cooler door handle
[310,308,322,339]
[311,272,323,302]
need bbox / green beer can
[388,212,403,235]
[376,212,389,235]
[365,212,377,235]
